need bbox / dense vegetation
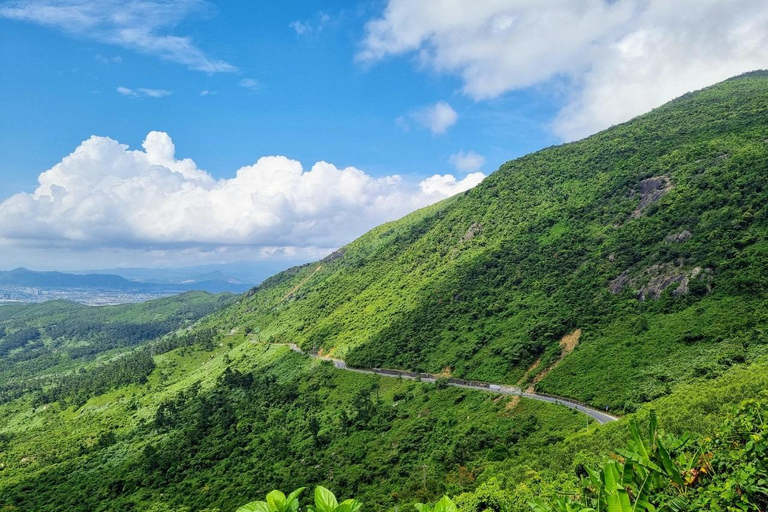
[0,292,233,404]
[214,72,768,413]
[1,72,768,511]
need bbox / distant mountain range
[0,267,253,294]
[72,260,311,288]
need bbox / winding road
[271,343,618,425]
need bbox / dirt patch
[282,265,323,302]
[516,358,541,386]
[438,367,453,378]
[632,176,672,218]
[506,396,521,411]
[529,329,582,389]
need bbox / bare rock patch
[632,176,672,218]
[665,230,692,243]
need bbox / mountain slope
[219,71,768,412]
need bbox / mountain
[220,71,768,412]
[1,72,768,512]
[0,267,137,289]
[75,260,311,287]
[0,267,252,294]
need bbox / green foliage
[308,486,362,512]
[237,488,305,512]
[217,71,768,412]
[415,496,457,512]
[2,72,768,512]
[530,400,768,512]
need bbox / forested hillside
[212,71,768,412]
[1,72,768,512]
[0,292,234,405]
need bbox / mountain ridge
[0,267,252,294]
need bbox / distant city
[0,286,176,306]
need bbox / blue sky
[0,1,558,199]
[1,0,766,271]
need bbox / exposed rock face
[637,264,688,300]
[461,222,483,243]
[665,230,693,243]
[610,264,711,300]
[610,270,630,294]
[322,248,346,263]
[632,176,672,218]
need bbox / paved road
[274,343,618,425]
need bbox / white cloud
[449,150,485,173]
[0,0,235,73]
[0,132,485,257]
[200,89,216,96]
[239,78,262,93]
[360,0,768,140]
[399,101,458,135]
[117,86,172,98]
[290,20,311,36]
[420,172,485,197]
[290,12,331,37]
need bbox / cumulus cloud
[117,86,172,98]
[399,101,458,134]
[420,173,485,197]
[0,132,485,255]
[449,150,485,173]
[0,0,235,73]
[360,0,768,140]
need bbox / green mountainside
[1,72,768,512]
[221,71,768,411]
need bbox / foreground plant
[307,486,362,512]
[414,496,458,512]
[531,401,768,512]
[237,488,305,512]
[530,410,696,511]
[238,487,362,512]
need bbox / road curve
[272,343,618,425]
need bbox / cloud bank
[0,132,484,260]
[0,0,235,73]
[360,0,768,140]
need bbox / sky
[1,0,767,272]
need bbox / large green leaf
[315,486,339,512]
[656,440,684,486]
[339,498,362,512]
[238,501,271,512]
[432,496,457,512]
[286,487,306,512]
[267,490,287,512]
